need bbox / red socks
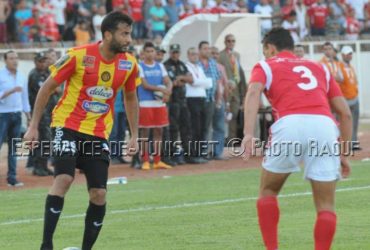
[257,196,279,250]
[314,211,337,250]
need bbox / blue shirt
[114,89,125,113]
[198,58,220,102]
[0,67,30,113]
[138,62,166,102]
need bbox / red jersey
[308,3,329,28]
[128,0,144,21]
[249,51,342,121]
[346,16,361,34]
[304,0,316,6]
[50,42,140,139]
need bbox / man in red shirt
[308,0,329,36]
[128,0,145,41]
[241,28,352,250]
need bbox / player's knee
[89,188,106,205]
[50,174,74,196]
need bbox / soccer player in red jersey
[241,28,352,250]
[24,12,140,250]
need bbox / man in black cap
[155,46,166,63]
[164,44,205,164]
[27,52,54,176]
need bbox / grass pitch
[1,161,369,250]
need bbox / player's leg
[81,155,109,250]
[141,128,150,170]
[153,127,171,169]
[41,128,77,250]
[311,180,337,250]
[257,169,290,250]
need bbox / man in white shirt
[0,51,31,187]
[346,0,367,20]
[49,0,66,35]
[93,5,106,41]
[186,47,212,161]
[254,0,273,35]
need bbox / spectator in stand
[93,5,106,41]
[0,0,10,43]
[337,46,360,150]
[320,42,344,84]
[255,0,273,35]
[304,0,316,7]
[237,0,248,12]
[127,0,145,41]
[248,0,260,13]
[194,0,212,13]
[281,0,294,17]
[211,0,229,13]
[15,0,32,43]
[0,51,31,187]
[294,0,309,39]
[294,44,305,58]
[282,10,300,43]
[34,3,60,42]
[328,0,346,34]
[50,0,66,36]
[270,0,283,28]
[347,0,367,22]
[326,7,342,37]
[344,8,361,40]
[149,0,168,38]
[180,3,195,19]
[308,0,329,36]
[221,0,240,12]
[74,19,90,46]
[365,0,370,33]
[138,41,173,170]
[165,0,180,31]
[185,47,212,161]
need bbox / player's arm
[243,83,263,137]
[176,72,193,86]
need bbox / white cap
[341,46,353,55]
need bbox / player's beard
[109,38,128,54]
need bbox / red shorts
[139,106,169,128]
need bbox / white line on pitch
[1,185,370,226]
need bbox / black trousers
[187,97,207,156]
[168,99,191,156]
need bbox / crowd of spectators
[1,0,370,46]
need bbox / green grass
[1,161,370,250]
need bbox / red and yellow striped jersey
[50,42,140,139]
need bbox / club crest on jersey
[101,71,111,82]
[82,101,110,114]
[118,60,132,70]
[83,56,96,68]
[86,86,114,100]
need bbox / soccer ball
[62,247,81,250]
[153,85,166,100]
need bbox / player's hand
[163,94,170,103]
[340,156,351,179]
[13,86,23,93]
[23,127,39,149]
[160,88,171,96]
[241,134,254,161]
[126,137,139,156]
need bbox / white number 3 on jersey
[293,66,318,90]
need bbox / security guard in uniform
[164,44,206,164]
[27,52,56,176]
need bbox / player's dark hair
[101,11,133,38]
[262,28,294,51]
[143,41,155,50]
[323,42,334,48]
[4,50,15,60]
[198,41,209,49]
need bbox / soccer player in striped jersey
[24,12,140,250]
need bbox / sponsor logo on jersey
[118,60,132,70]
[82,101,110,114]
[86,86,114,100]
[83,55,96,68]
